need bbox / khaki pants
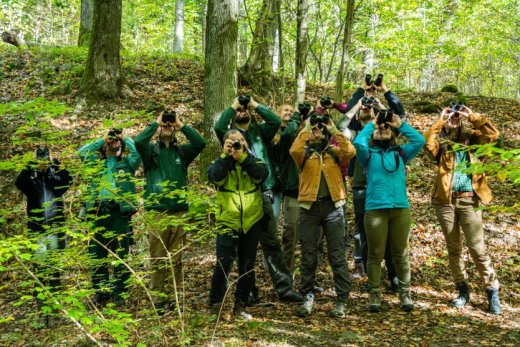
[434,197,499,289]
[281,195,299,272]
[148,210,186,304]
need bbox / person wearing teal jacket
[353,114,425,313]
[214,96,302,304]
[79,129,141,307]
[134,110,206,312]
[208,129,268,318]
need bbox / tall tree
[80,0,123,100]
[172,0,184,52]
[201,0,239,176]
[78,0,93,46]
[335,0,356,101]
[294,0,309,104]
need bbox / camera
[365,73,384,86]
[36,147,50,161]
[320,96,333,108]
[107,128,123,139]
[298,103,312,119]
[309,112,330,129]
[376,109,394,125]
[238,95,251,108]
[231,140,242,150]
[449,101,464,115]
[361,96,376,108]
[162,110,176,123]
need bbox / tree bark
[201,0,238,178]
[78,0,93,46]
[294,0,309,104]
[79,0,123,101]
[335,0,355,101]
[172,0,184,52]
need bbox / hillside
[0,46,519,346]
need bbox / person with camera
[134,110,206,314]
[207,129,268,318]
[16,147,72,328]
[353,110,425,313]
[289,112,356,318]
[214,96,302,304]
[79,128,141,308]
[424,103,502,315]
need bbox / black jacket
[15,161,72,233]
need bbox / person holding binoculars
[214,96,302,306]
[207,129,268,319]
[424,103,503,315]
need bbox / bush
[441,84,459,93]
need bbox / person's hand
[116,129,127,140]
[223,139,234,155]
[174,114,184,130]
[440,108,452,121]
[458,106,472,118]
[248,97,259,110]
[387,114,402,129]
[373,98,385,110]
[376,82,389,93]
[324,117,336,132]
[231,146,244,161]
[231,97,242,110]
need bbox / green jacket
[134,122,206,211]
[214,105,281,191]
[78,137,141,215]
[276,112,302,197]
[207,153,268,233]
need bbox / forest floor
[0,46,519,346]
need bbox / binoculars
[162,111,177,123]
[238,95,251,108]
[231,140,242,150]
[361,96,376,108]
[320,96,333,108]
[107,128,123,139]
[36,147,50,161]
[376,109,394,125]
[298,103,312,119]
[310,113,330,129]
[449,101,464,114]
[365,73,384,86]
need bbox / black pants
[209,223,260,305]
[353,188,396,280]
[259,192,294,295]
[89,206,131,299]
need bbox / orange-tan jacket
[424,113,499,205]
[289,128,356,203]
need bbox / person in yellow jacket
[207,129,268,318]
[424,104,502,315]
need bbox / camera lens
[232,140,242,150]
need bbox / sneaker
[368,289,381,312]
[233,301,253,320]
[399,289,414,312]
[297,293,314,317]
[328,301,347,318]
[352,263,366,279]
[486,288,502,315]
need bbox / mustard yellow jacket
[424,113,499,204]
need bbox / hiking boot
[328,301,348,318]
[247,290,260,306]
[297,293,314,317]
[233,301,253,320]
[352,263,366,279]
[368,289,382,312]
[449,282,470,308]
[399,289,414,312]
[390,277,399,294]
[154,302,168,316]
[280,289,303,303]
[486,288,502,315]
[209,303,221,315]
[92,293,109,309]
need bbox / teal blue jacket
[353,122,425,211]
[134,122,206,211]
[78,137,141,215]
[214,105,281,191]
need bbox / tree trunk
[79,0,123,101]
[172,0,184,52]
[294,0,309,104]
[201,0,238,178]
[78,0,93,46]
[335,0,355,101]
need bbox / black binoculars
[320,96,333,108]
[376,109,394,125]
[365,73,384,86]
[238,95,251,108]
[231,140,242,150]
[298,103,312,118]
[107,128,123,139]
[361,96,376,108]
[162,111,177,123]
[450,101,464,114]
[36,147,50,161]
[310,112,330,128]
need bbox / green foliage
[441,84,459,93]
